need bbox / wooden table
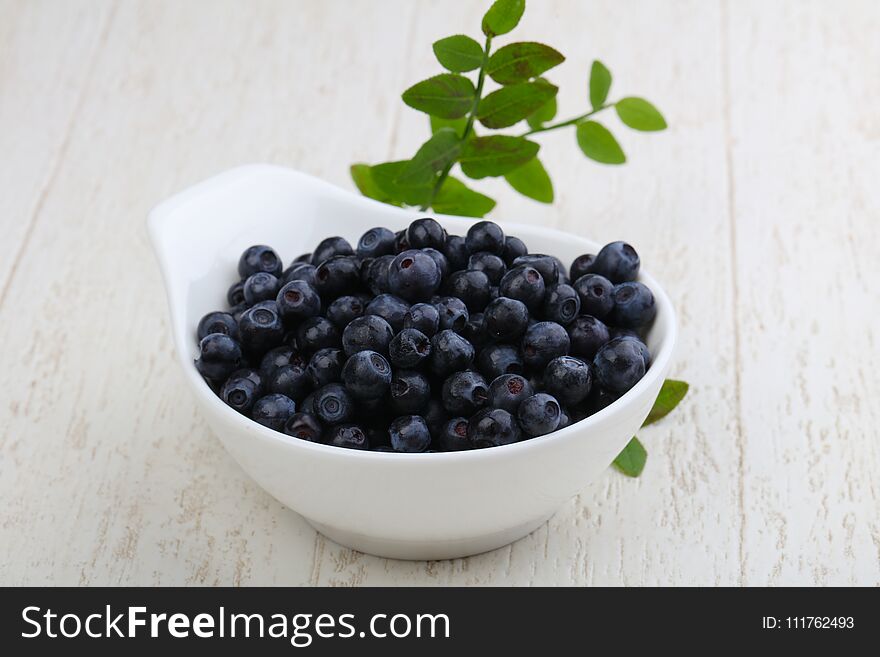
[1,0,878,586]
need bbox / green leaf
[432,35,484,73]
[504,157,553,203]
[370,161,432,206]
[525,83,557,130]
[642,379,689,426]
[396,128,462,186]
[486,41,565,84]
[430,115,468,138]
[613,437,647,477]
[350,164,402,206]
[576,120,626,164]
[615,97,667,131]
[482,0,525,37]
[402,74,475,119]
[432,176,496,217]
[589,60,612,110]
[459,135,540,179]
[477,79,558,129]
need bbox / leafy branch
[351,0,667,217]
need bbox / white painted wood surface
[1,0,877,586]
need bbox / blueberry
[394,229,410,253]
[484,297,530,341]
[341,350,392,400]
[467,252,507,285]
[299,392,316,415]
[465,221,505,255]
[238,245,282,279]
[387,249,441,302]
[570,253,596,281]
[468,408,520,448]
[429,330,475,377]
[389,415,431,453]
[421,247,449,279]
[441,371,489,416]
[572,273,614,320]
[592,241,640,283]
[197,311,239,341]
[325,294,368,328]
[265,363,311,401]
[282,262,317,288]
[227,280,246,307]
[283,411,323,442]
[251,393,297,431]
[477,343,524,380]
[557,405,572,429]
[487,374,533,413]
[363,294,408,332]
[307,347,345,388]
[517,393,561,437]
[327,424,369,450]
[520,321,568,370]
[243,272,281,305]
[294,252,312,263]
[551,256,569,284]
[259,346,306,379]
[311,236,354,266]
[356,227,396,259]
[296,316,340,354]
[513,254,558,286]
[593,338,646,393]
[574,387,620,420]
[543,356,592,405]
[501,235,528,266]
[499,265,545,311]
[238,302,284,356]
[389,328,431,368]
[610,335,651,370]
[567,315,611,360]
[362,254,394,295]
[364,424,392,449]
[419,397,448,440]
[390,369,431,415]
[403,302,440,336]
[314,255,361,299]
[342,314,394,356]
[230,302,248,323]
[443,269,492,312]
[221,369,262,413]
[406,218,445,250]
[433,296,469,333]
[441,234,470,272]
[436,418,470,451]
[276,280,321,321]
[543,283,580,325]
[462,312,488,348]
[609,281,656,328]
[313,383,355,425]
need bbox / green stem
[520,103,612,136]
[421,35,492,211]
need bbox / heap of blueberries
[194,219,655,452]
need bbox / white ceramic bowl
[148,164,677,560]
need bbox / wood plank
[0,0,116,301]
[727,0,880,585]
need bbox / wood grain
[0,0,877,586]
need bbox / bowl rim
[149,164,678,464]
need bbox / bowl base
[305,513,554,561]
